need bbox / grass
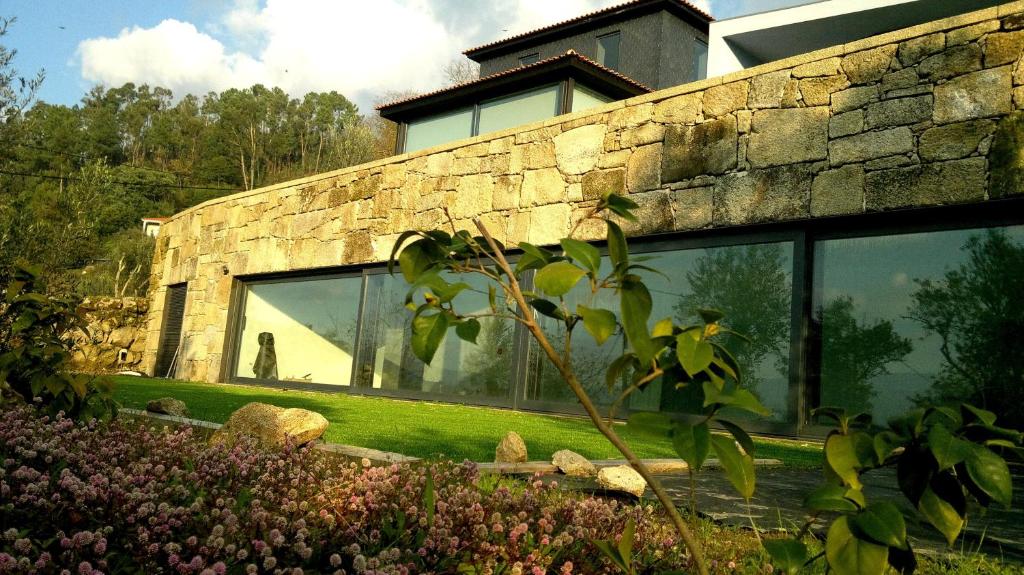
[110,375,823,467]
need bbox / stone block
[450,174,494,219]
[829,110,864,138]
[748,70,791,109]
[947,20,999,46]
[864,155,915,171]
[800,75,850,106]
[897,33,946,67]
[598,149,631,168]
[712,165,812,226]
[609,103,653,130]
[989,111,1024,198]
[520,168,566,206]
[662,116,738,182]
[832,85,879,113]
[553,124,606,175]
[582,168,626,200]
[881,67,920,93]
[1005,12,1024,30]
[792,57,843,78]
[829,127,914,166]
[934,66,1013,124]
[620,123,666,148]
[510,141,556,173]
[425,152,454,177]
[865,95,933,129]
[669,186,712,230]
[842,45,897,84]
[865,157,987,210]
[919,119,996,161]
[985,31,1024,66]
[493,175,522,210]
[652,92,702,124]
[704,82,748,117]
[622,190,673,235]
[528,204,571,246]
[748,107,829,168]
[626,143,662,193]
[918,44,983,80]
[811,165,865,216]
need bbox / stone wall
[144,3,1024,383]
[69,297,148,374]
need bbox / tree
[908,229,1024,427]
[0,16,44,163]
[442,58,480,86]
[817,296,912,416]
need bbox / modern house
[379,0,711,154]
[143,1,1024,437]
[141,217,167,237]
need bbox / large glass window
[477,85,561,135]
[571,84,614,113]
[691,39,708,82]
[528,241,795,422]
[404,107,474,153]
[235,276,362,386]
[597,32,621,69]
[354,272,515,399]
[813,225,1024,427]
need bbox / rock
[864,95,933,129]
[520,168,566,206]
[829,127,914,166]
[553,125,606,175]
[495,431,527,463]
[626,143,662,193]
[985,31,1024,67]
[669,186,713,230]
[947,21,999,46]
[865,157,987,211]
[918,44,982,81]
[799,75,849,106]
[880,68,919,94]
[829,110,864,138]
[146,397,190,418]
[209,402,329,449]
[748,70,791,109]
[712,165,812,226]
[662,116,737,182]
[597,465,647,497]
[831,85,879,113]
[552,449,597,477]
[652,93,702,124]
[918,119,996,161]
[748,107,829,168]
[582,168,625,200]
[811,165,865,217]
[988,112,1024,199]
[897,33,946,67]
[792,57,842,78]
[704,82,748,118]
[841,45,896,84]
[933,67,1012,125]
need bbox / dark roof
[377,50,650,121]
[464,0,712,62]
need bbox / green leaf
[488,284,497,312]
[928,424,971,471]
[618,518,635,567]
[535,261,586,297]
[961,404,997,426]
[704,385,771,417]
[826,516,888,575]
[606,353,635,390]
[718,419,755,456]
[803,484,860,512]
[852,502,908,550]
[763,538,808,574]
[825,433,864,490]
[398,239,440,283]
[455,319,481,345]
[516,242,553,273]
[388,230,424,276]
[411,312,450,364]
[529,298,565,321]
[711,434,755,499]
[651,317,674,338]
[578,305,617,345]
[676,334,713,377]
[620,275,655,364]
[873,431,900,464]
[423,472,436,527]
[697,308,724,325]
[606,221,629,270]
[672,421,710,471]
[965,444,1013,508]
[918,486,963,546]
[560,238,601,274]
[606,193,639,222]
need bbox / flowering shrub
[0,405,761,574]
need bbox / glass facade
[404,107,474,153]
[597,32,621,69]
[813,225,1024,427]
[692,39,708,82]
[571,85,614,113]
[477,85,561,135]
[227,216,1024,435]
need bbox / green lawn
[111,376,822,467]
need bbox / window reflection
[235,276,362,385]
[814,226,1024,427]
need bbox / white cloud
[76,0,717,111]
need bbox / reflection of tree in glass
[818,296,912,416]
[672,244,790,393]
[456,318,514,397]
[532,326,624,405]
[909,229,1024,428]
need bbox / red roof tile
[377,50,650,111]
[463,0,712,57]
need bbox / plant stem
[474,219,710,575]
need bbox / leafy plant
[0,260,117,421]
[763,405,1022,575]
[390,191,771,575]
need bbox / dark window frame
[217,197,1024,436]
[518,53,540,66]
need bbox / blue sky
[3,0,811,113]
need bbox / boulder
[209,402,328,449]
[597,465,647,498]
[495,431,527,463]
[552,449,597,477]
[146,397,189,418]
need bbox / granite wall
[144,3,1024,383]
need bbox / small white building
[141,217,168,238]
[708,0,1004,77]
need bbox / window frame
[518,53,540,66]
[596,31,622,69]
